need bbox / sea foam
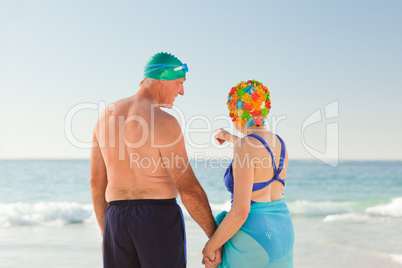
[365,197,402,217]
[0,202,95,228]
[322,197,402,223]
[322,213,371,223]
[287,200,355,216]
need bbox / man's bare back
[94,94,180,202]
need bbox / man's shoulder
[154,109,180,128]
[153,110,183,144]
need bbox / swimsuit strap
[276,134,286,175]
[246,134,286,190]
[246,134,278,174]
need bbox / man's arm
[90,130,108,236]
[157,115,217,238]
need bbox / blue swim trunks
[103,198,186,268]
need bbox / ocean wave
[320,198,402,223]
[0,202,95,228]
[365,197,402,217]
[322,213,371,223]
[287,200,356,216]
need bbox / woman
[202,80,294,268]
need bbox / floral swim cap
[227,80,271,127]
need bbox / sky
[0,0,401,161]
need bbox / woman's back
[243,131,289,203]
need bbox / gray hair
[139,77,156,87]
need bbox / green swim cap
[144,52,188,80]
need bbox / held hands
[214,128,239,145]
[202,241,222,268]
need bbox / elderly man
[90,52,220,268]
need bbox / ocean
[0,160,401,268]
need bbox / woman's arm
[214,128,240,145]
[202,138,254,261]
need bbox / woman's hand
[214,128,239,145]
[202,241,222,268]
[202,241,215,263]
